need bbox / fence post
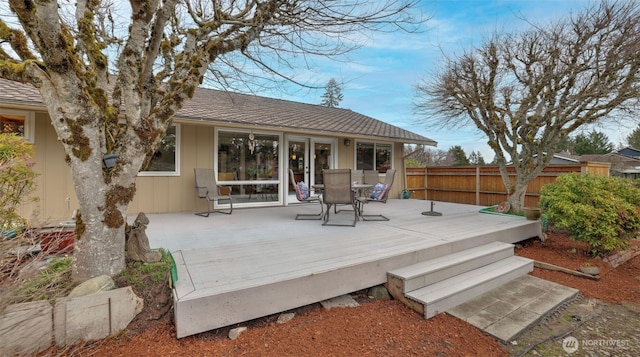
[424,167,428,200]
[476,166,480,206]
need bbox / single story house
[552,150,640,179]
[0,78,437,224]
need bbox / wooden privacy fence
[404,162,611,208]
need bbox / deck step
[406,255,533,318]
[387,241,514,294]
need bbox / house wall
[336,139,405,199]
[129,123,213,215]
[21,111,78,225]
[391,142,404,199]
[338,139,354,169]
[21,115,407,223]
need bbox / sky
[264,0,637,162]
[1,0,635,162]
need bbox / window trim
[138,124,180,177]
[0,109,35,143]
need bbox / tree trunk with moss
[2,0,419,280]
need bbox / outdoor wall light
[103,153,118,170]
[343,138,351,147]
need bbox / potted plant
[523,207,541,220]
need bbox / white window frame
[138,124,180,177]
[215,128,284,207]
[0,109,35,143]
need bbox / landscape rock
[603,244,640,268]
[277,312,295,324]
[68,275,115,297]
[54,286,143,347]
[578,266,600,276]
[368,285,391,300]
[0,301,52,356]
[229,326,247,340]
[320,295,359,310]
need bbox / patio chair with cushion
[357,169,396,221]
[289,169,324,220]
[362,169,380,197]
[322,169,358,227]
[194,168,233,217]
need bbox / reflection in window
[218,131,279,181]
[217,130,281,204]
[356,142,392,173]
[140,125,179,175]
[0,110,34,143]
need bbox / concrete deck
[142,200,546,338]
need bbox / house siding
[17,111,78,225]
[21,114,406,223]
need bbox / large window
[217,130,281,203]
[139,124,180,176]
[356,142,392,173]
[0,109,34,143]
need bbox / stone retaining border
[0,287,142,356]
[603,243,640,268]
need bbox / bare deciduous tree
[415,0,640,212]
[0,0,422,280]
[403,145,449,166]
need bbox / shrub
[0,133,38,234]
[539,173,640,256]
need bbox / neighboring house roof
[549,153,580,164]
[615,146,640,158]
[0,78,436,146]
[554,151,640,174]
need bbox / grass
[10,256,76,304]
[115,249,172,290]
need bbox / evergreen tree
[556,135,575,154]
[320,78,344,107]
[573,130,614,155]
[447,146,470,166]
[468,150,486,165]
[627,127,640,149]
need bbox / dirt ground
[39,231,640,357]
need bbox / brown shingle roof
[0,78,43,107]
[0,78,436,145]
